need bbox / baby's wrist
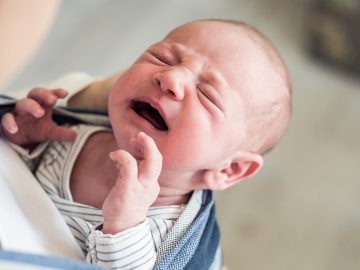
[102,219,143,234]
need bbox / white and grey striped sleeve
[86,218,156,270]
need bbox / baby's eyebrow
[202,70,226,91]
[148,43,180,59]
[162,43,183,59]
[148,42,170,52]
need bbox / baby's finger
[51,88,68,98]
[47,126,77,142]
[109,150,138,181]
[15,98,45,118]
[133,132,162,182]
[28,88,68,107]
[1,113,18,134]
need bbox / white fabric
[0,138,84,260]
[0,72,98,259]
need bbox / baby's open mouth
[131,101,168,131]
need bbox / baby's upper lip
[130,97,169,131]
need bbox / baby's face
[108,21,264,175]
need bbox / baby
[1,19,291,269]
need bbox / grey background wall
[4,1,360,269]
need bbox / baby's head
[108,19,291,191]
[165,19,292,154]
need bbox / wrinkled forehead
[163,21,269,97]
[164,21,249,60]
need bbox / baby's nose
[153,69,191,101]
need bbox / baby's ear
[203,152,263,191]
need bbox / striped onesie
[10,124,202,270]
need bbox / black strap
[0,94,110,127]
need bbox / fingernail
[8,125,18,134]
[36,109,44,117]
[109,151,115,159]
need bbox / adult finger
[1,112,18,134]
[133,132,162,182]
[15,98,45,117]
[109,150,138,181]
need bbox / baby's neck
[152,190,192,207]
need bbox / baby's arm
[103,132,162,233]
[1,88,76,146]
[87,132,162,269]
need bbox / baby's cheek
[160,134,211,171]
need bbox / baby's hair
[202,19,292,154]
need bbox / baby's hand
[102,132,162,234]
[1,88,77,146]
